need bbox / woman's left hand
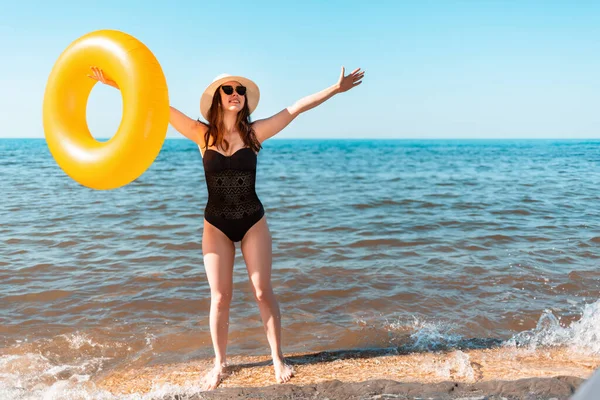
[336,67,365,93]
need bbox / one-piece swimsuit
[201,147,265,242]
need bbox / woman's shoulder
[196,120,209,129]
[194,120,209,138]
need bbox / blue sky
[1,0,599,139]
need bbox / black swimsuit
[201,147,265,242]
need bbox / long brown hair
[201,88,262,153]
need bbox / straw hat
[200,73,260,121]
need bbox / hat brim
[200,75,260,121]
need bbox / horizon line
[2,137,599,141]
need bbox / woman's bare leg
[241,215,294,383]
[201,219,235,390]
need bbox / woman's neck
[222,112,237,134]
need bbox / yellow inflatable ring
[43,29,169,190]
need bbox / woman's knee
[211,290,233,308]
[253,285,274,303]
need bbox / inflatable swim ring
[42,29,169,190]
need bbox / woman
[89,66,364,390]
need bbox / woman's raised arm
[252,67,364,143]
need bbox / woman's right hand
[87,66,119,89]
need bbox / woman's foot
[273,358,294,383]
[201,363,228,391]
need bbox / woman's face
[219,80,246,113]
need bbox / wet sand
[95,346,600,399]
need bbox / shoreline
[96,346,600,399]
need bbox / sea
[1,138,600,399]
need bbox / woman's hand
[87,66,119,89]
[336,67,364,93]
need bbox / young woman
[89,66,364,390]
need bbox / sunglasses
[221,85,247,96]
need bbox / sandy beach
[94,346,599,399]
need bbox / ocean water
[1,138,600,398]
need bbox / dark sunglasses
[221,85,246,96]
